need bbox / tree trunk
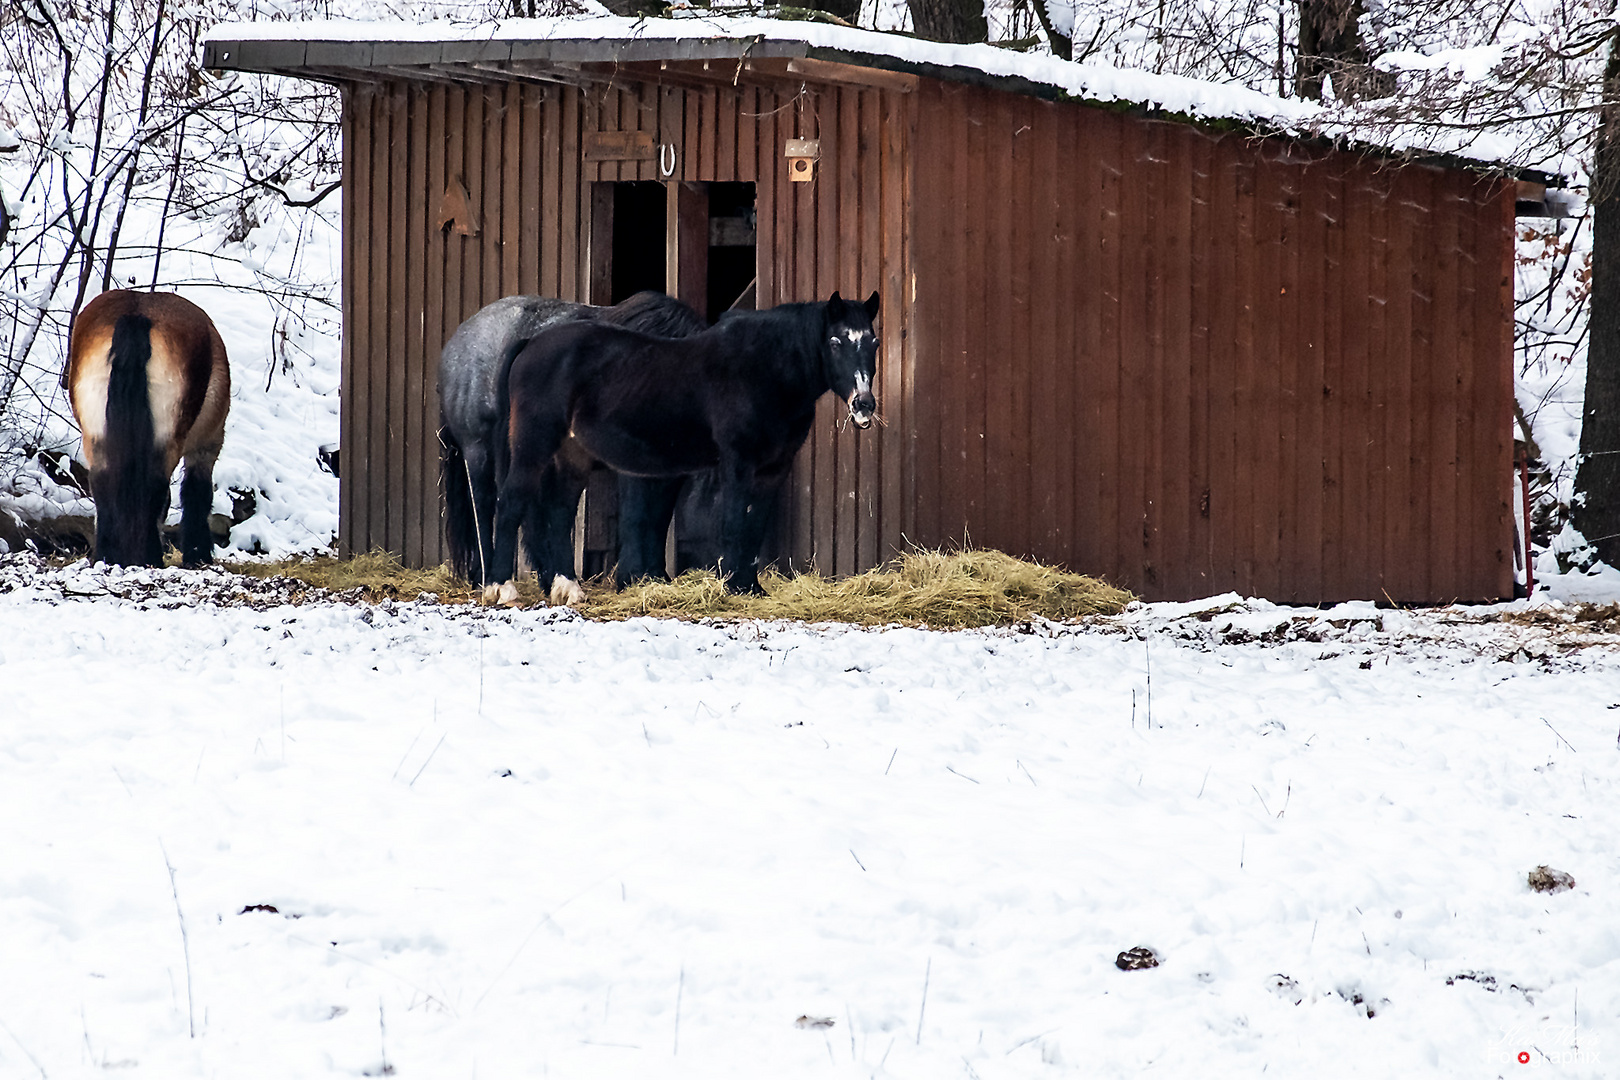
[908,0,987,44]
[1030,0,1073,61]
[1296,0,1392,101]
[1574,33,1620,569]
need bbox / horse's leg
[615,475,684,587]
[716,461,772,595]
[530,459,589,606]
[487,410,568,605]
[178,447,219,566]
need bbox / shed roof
[201,14,1548,179]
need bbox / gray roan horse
[484,291,880,606]
[438,292,707,586]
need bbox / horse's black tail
[490,334,533,495]
[440,418,480,583]
[97,313,164,566]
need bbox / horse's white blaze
[852,372,872,396]
[842,329,871,345]
[549,575,586,607]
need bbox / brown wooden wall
[340,74,912,576]
[908,81,1516,603]
[340,69,1515,604]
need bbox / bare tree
[908,0,989,44]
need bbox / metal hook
[659,143,677,178]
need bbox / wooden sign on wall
[584,130,657,161]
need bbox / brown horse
[66,290,231,567]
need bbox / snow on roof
[202,14,1531,171]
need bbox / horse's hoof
[549,576,586,607]
[482,581,519,606]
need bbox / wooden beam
[667,181,708,319]
[785,57,917,93]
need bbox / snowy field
[3,557,1619,1078]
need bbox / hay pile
[229,548,1132,628]
[590,549,1132,628]
[224,549,546,606]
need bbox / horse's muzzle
[849,391,876,429]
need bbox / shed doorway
[580,179,762,580]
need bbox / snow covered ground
[3,556,1618,1078]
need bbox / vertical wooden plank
[424,84,448,568]
[340,89,359,557]
[404,85,429,567]
[717,85,738,183]
[855,89,882,572]
[1029,101,1063,563]
[501,82,522,298]
[814,89,842,572]
[1405,168,1436,601]
[1296,153,1328,602]
[1159,125,1195,601]
[842,86,868,573]
[1229,148,1259,597]
[1004,97,1033,561]
[1379,166,1413,601]
[1337,163,1372,600]
[518,86,542,296]
[1272,149,1302,602]
[1093,110,1125,589]
[1116,118,1152,593]
[1429,178,1463,600]
[879,87,908,561]
[1250,146,1285,600]
[481,86,504,308]
[562,86,584,301]
[1204,138,1238,595]
[387,85,410,560]
[1451,176,1480,598]
[736,84,756,183]
[540,87,562,299]
[981,93,1015,555]
[961,88,989,550]
[442,86,467,371]
[1186,130,1215,595]
[366,88,390,556]
[460,87,484,322]
[1483,180,1516,598]
[700,85,718,179]
[906,85,944,552]
[1318,160,1348,600]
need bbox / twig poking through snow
[885,748,897,774]
[0,1011,47,1079]
[1145,638,1153,729]
[1197,766,1211,799]
[1278,783,1291,818]
[850,849,866,871]
[408,734,447,788]
[1251,784,1272,817]
[946,765,980,784]
[1017,760,1036,786]
[1543,717,1577,753]
[160,841,195,1038]
[915,957,931,1045]
[673,965,684,1056]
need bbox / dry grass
[592,549,1133,627]
[224,549,543,606]
[230,547,1132,628]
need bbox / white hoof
[549,575,586,607]
[482,581,520,607]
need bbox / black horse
[438,292,707,585]
[484,291,880,605]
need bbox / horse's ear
[863,291,880,320]
[826,291,846,319]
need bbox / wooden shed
[205,17,1525,603]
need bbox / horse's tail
[490,334,533,498]
[439,417,481,582]
[98,312,163,565]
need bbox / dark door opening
[604,180,667,304]
[705,181,757,321]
